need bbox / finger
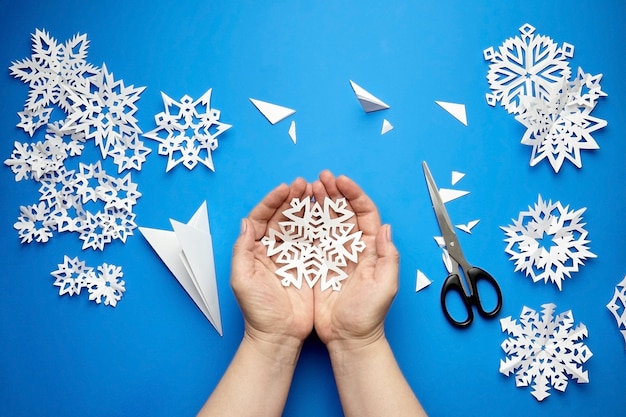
[374,224,399,295]
[336,174,382,236]
[231,218,255,290]
[248,182,290,239]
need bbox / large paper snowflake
[262,197,366,291]
[51,257,125,306]
[10,29,99,134]
[144,89,232,172]
[500,303,592,401]
[607,275,626,349]
[484,24,607,172]
[501,195,595,290]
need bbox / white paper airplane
[415,270,432,292]
[435,101,467,126]
[349,80,390,113]
[381,119,394,135]
[288,120,297,144]
[250,98,295,124]
[439,188,469,203]
[456,219,480,234]
[139,202,222,336]
[451,171,465,185]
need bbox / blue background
[1,1,625,416]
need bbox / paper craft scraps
[51,255,125,307]
[349,80,389,113]
[450,171,465,185]
[144,89,231,172]
[435,101,467,126]
[455,219,479,234]
[262,196,366,292]
[484,24,607,172]
[607,275,626,349]
[415,270,432,292]
[381,119,394,135]
[250,98,295,125]
[288,120,297,144]
[139,202,222,336]
[500,303,592,401]
[501,195,596,290]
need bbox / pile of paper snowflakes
[501,195,596,290]
[262,196,366,291]
[484,23,607,172]
[499,303,592,401]
[5,29,144,250]
[51,255,125,307]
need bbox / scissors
[422,161,503,328]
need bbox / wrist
[243,329,303,367]
[325,327,386,358]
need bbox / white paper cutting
[451,171,465,185]
[349,80,390,113]
[438,188,469,204]
[139,202,222,336]
[288,120,297,144]
[435,101,467,126]
[607,275,626,349]
[455,220,480,234]
[250,98,295,124]
[381,119,394,135]
[415,270,432,292]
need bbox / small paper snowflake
[85,263,125,307]
[607,275,626,349]
[14,201,56,243]
[262,197,366,291]
[501,195,596,290]
[51,255,93,296]
[144,89,231,172]
[500,303,592,401]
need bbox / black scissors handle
[440,266,503,327]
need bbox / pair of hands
[231,170,399,355]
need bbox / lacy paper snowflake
[501,195,596,290]
[262,197,366,291]
[500,303,592,401]
[144,89,231,172]
[51,257,125,306]
[484,24,607,172]
[607,275,626,349]
[10,29,99,134]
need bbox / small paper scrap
[349,80,389,113]
[250,98,295,125]
[435,101,467,126]
[139,201,222,336]
[288,120,297,144]
[415,270,432,292]
[455,219,480,234]
[438,188,469,204]
[381,119,394,135]
[607,275,626,349]
[451,171,465,185]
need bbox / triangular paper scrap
[139,202,222,336]
[250,98,295,125]
[381,119,394,135]
[349,80,390,113]
[288,120,297,144]
[415,270,432,292]
[439,188,469,203]
[451,171,465,185]
[435,101,467,126]
[455,219,480,234]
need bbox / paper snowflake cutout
[484,23,574,114]
[262,197,366,291]
[51,257,125,307]
[10,29,99,134]
[607,275,626,349]
[501,195,596,290]
[500,303,592,401]
[144,89,232,172]
[14,201,56,243]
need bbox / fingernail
[240,218,247,234]
[386,224,392,241]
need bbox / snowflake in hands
[51,255,93,296]
[516,69,607,172]
[262,197,366,291]
[144,89,231,172]
[501,195,595,290]
[607,275,626,349]
[62,63,145,160]
[484,23,574,114]
[10,29,99,133]
[500,303,592,401]
[85,263,125,307]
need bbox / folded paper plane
[250,98,295,125]
[435,101,468,126]
[349,80,390,113]
[139,202,222,336]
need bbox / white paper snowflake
[607,275,626,349]
[10,29,99,134]
[51,255,93,296]
[262,197,366,291]
[85,263,125,307]
[144,89,231,172]
[500,303,592,401]
[501,195,596,290]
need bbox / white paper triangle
[381,119,394,135]
[250,98,295,125]
[349,80,390,113]
[455,219,480,234]
[415,270,432,292]
[451,171,465,185]
[439,188,469,204]
[435,101,467,126]
[288,120,297,144]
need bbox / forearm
[198,333,302,417]
[328,336,427,417]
